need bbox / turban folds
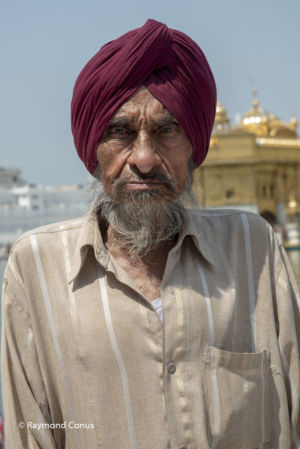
[71,19,217,174]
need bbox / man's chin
[113,187,177,205]
[91,179,187,257]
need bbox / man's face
[96,87,193,202]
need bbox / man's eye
[159,125,178,135]
[162,126,173,133]
[110,127,128,136]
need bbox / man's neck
[102,223,176,300]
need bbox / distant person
[4,243,11,257]
[2,19,300,449]
[0,414,4,448]
[260,211,286,245]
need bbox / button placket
[163,286,190,447]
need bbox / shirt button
[167,361,176,374]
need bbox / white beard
[90,161,195,257]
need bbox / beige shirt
[1,208,300,449]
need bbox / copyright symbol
[18,421,25,429]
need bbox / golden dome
[214,100,230,131]
[241,93,298,138]
[268,116,297,138]
[241,97,269,136]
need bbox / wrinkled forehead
[109,86,176,125]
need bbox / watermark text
[18,421,94,430]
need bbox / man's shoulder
[187,207,270,230]
[10,216,85,256]
[186,207,274,251]
[186,208,279,273]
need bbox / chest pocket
[204,346,270,449]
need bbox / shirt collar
[69,207,215,283]
[68,209,109,283]
[179,208,216,266]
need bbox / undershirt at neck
[151,297,163,323]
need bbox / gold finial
[241,89,268,136]
[252,89,259,109]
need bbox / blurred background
[1,0,300,444]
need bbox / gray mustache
[112,172,177,193]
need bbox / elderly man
[2,19,300,449]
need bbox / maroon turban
[71,19,217,174]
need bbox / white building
[0,168,89,245]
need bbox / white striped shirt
[1,208,300,449]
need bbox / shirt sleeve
[276,248,300,448]
[1,260,57,448]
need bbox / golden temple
[193,92,300,245]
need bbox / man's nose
[127,131,160,174]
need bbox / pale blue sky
[1,0,300,185]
